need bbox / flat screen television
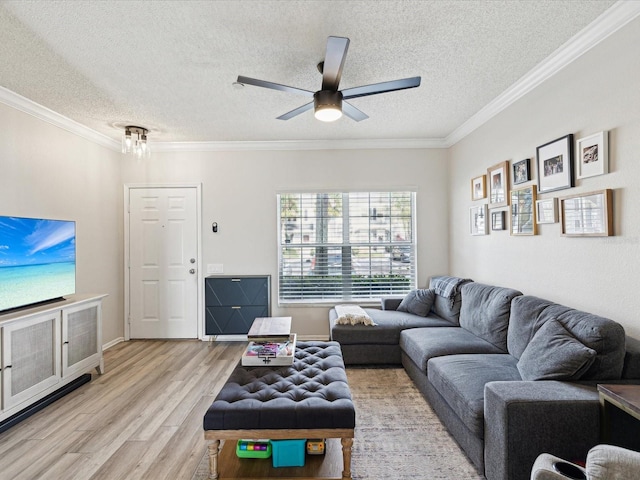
[0,215,76,313]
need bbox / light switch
[207,263,224,274]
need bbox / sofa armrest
[484,381,600,480]
[380,296,403,311]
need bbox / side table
[597,384,640,444]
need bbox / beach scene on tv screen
[0,217,76,312]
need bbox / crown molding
[152,137,448,152]
[2,1,638,154]
[444,0,640,147]
[0,86,120,151]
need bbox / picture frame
[471,174,486,201]
[536,198,558,224]
[510,185,537,236]
[576,131,608,179]
[512,158,530,185]
[487,161,509,208]
[491,211,506,231]
[470,204,488,236]
[536,134,574,194]
[560,189,613,237]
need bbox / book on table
[247,316,292,343]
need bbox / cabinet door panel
[3,312,60,410]
[62,301,101,377]
[205,277,270,306]
[205,306,268,335]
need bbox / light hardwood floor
[0,340,246,480]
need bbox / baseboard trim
[103,337,125,350]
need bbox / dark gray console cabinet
[205,275,271,335]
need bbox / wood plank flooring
[0,340,246,480]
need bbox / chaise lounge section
[329,276,471,365]
[328,276,640,480]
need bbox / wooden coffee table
[203,341,355,480]
[597,384,640,442]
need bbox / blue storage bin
[271,439,306,467]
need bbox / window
[278,191,416,303]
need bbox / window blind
[278,191,417,303]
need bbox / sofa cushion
[330,308,452,345]
[400,327,504,373]
[428,354,521,438]
[507,295,626,380]
[517,319,596,380]
[397,289,435,317]
[459,283,523,351]
[428,276,472,325]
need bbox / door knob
[190,258,196,264]
[189,269,196,274]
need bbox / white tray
[241,333,297,367]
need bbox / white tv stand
[0,294,106,424]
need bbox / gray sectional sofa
[329,277,640,480]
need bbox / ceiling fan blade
[342,101,369,122]
[321,36,350,91]
[342,76,421,100]
[237,76,314,97]
[276,101,314,120]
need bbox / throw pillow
[397,289,435,317]
[334,305,377,326]
[517,319,596,381]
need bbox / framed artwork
[470,204,488,236]
[576,131,608,179]
[487,161,509,208]
[536,134,574,193]
[512,159,530,185]
[560,189,613,237]
[491,211,506,231]
[510,185,537,236]
[536,198,558,224]
[471,175,486,201]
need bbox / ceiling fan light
[315,106,342,122]
[314,90,343,122]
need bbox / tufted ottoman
[203,341,355,479]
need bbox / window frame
[277,190,417,306]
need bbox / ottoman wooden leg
[341,437,353,479]
[208,439,220,480]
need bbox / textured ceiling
[0,0,618,145]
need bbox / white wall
[7,17,637,342]
[121,147,449,336]
[449,18,640,337]
[0,104,124,344]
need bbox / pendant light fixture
[122,126,151,159]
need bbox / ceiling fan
[236,36,421,122]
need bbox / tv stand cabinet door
[2,312,61,410]
[62,300,103,378]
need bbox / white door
[128,187,198,338]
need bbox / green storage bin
[236,440,272,459]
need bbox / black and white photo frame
[512,158,530,185]
[536,134,574,194]
[576,131,608,179]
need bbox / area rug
[192,367,484,480]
